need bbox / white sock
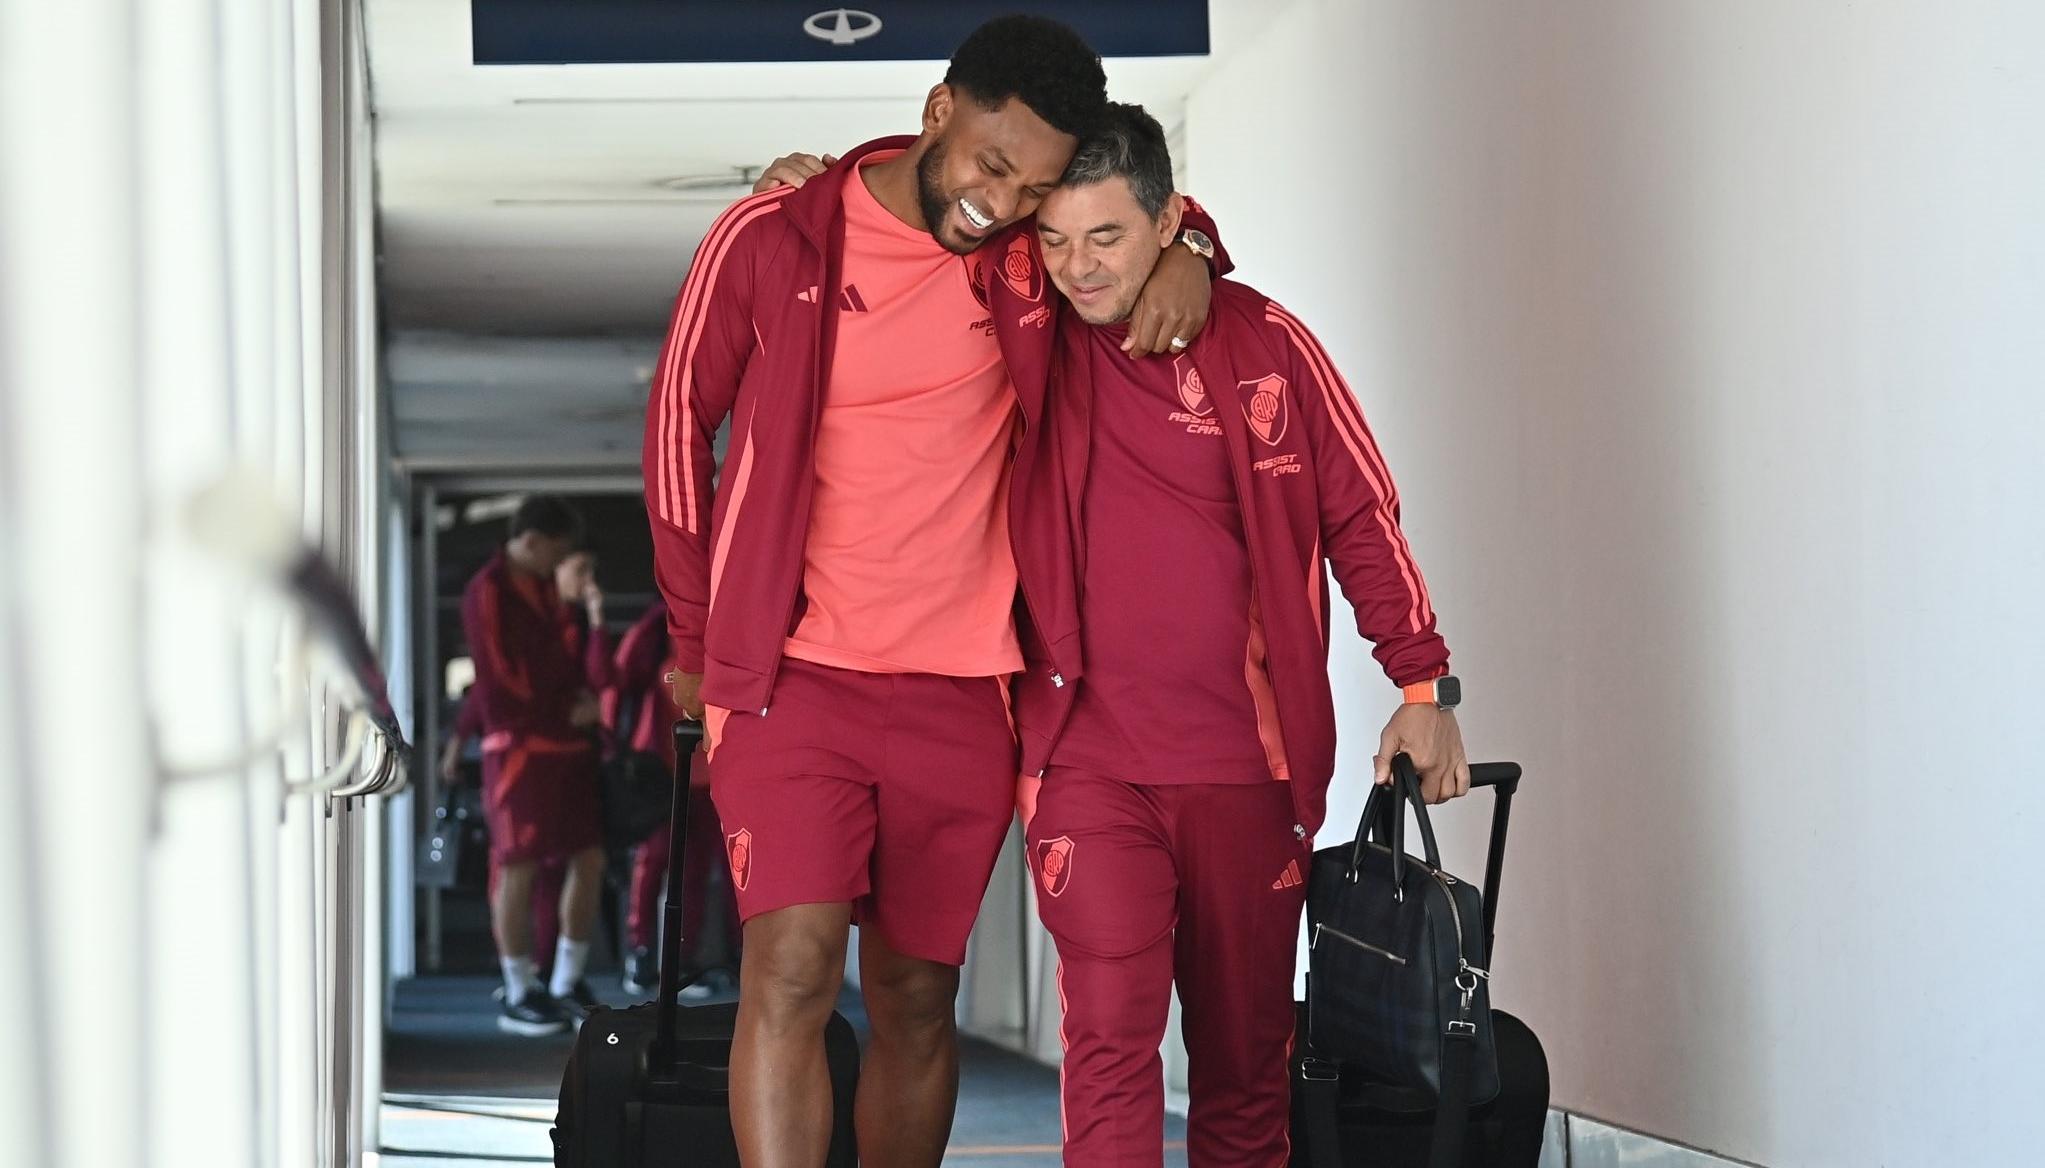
[501,956,538,1006]
[550,938,591,997]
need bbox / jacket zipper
[1010,354,1073,774]
[1312,921,1408,965]
[1009,456,1066,698]
[762,221,844,717]
[1211,352,1306,839]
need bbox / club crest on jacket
[1240,374,1290,445]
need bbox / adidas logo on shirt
[795,284,869,312]
[1272,858,1305,890]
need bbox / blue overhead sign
[471,2,1210,65]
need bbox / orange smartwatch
[1400,675,1461,711]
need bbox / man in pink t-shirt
[644,17,1226,1167]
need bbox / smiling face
[1037,176,1183,325]
[915,85,1078,255]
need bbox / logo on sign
[803,9,883,46]
[1240,374,1290,446]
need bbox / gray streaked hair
[1059,101,1175,220]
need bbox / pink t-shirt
[784,152,1025,678]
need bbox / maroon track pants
[1026,772,1310,1168]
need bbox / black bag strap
[603,682,632,756]
[1428,1024,1475,1168]
[1297,1056,1345,1168]
[651,721,704,1064]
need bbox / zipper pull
[1050,671,1064,688]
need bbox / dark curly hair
[943,15,1107,140]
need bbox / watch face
[1436,675,1462,708]
[1182,228,1214,256]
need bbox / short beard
[916,139,981,256]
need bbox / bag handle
[1348,753,1441,891]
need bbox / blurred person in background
[459,495,611,1035]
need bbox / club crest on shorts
[726,828,753,892]
[1240,374,1290,445]
[1175,354,1212,416]
[1001,234,1044,303]
[1035,835,1075,898]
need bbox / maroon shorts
[480,736,603,865]
[706,656,1016,966]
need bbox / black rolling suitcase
[552,722,860,1167]
[1290,762,1550,1168]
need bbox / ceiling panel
[366,0,1284,463]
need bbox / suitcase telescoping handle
[651,720,707,1066]
[1466,762,1520,959]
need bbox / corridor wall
[1181,2,2045,1164]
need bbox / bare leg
[854,929,962,1168]
[557,845,605,943]
[729,903,852,1168]
[491,860,537,961]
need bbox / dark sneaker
[497,991,569,1037]
[622,947,657,997]
[558,979,602,1025]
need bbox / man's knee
[741,910,848,1030]
[861,949,959,1038]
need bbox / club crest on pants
[1034,835,1075,898]
[726,828,753,892]
[1240,373,1290,445]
